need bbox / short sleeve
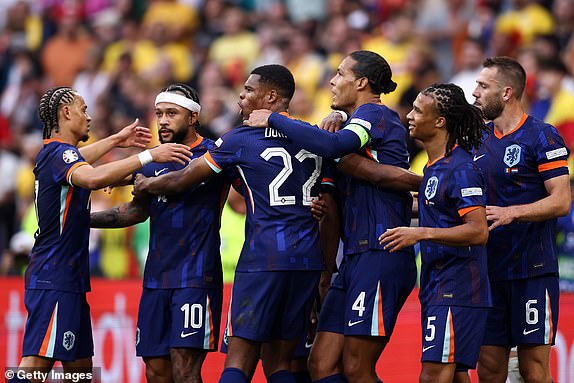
[535,124,570,181]
[54,145,88,186]
[447,163,486,217]
[203,130,243,173]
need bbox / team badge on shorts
[62,149,79,164]
[425,176,439,200]
[504,144,521,167]
[63,331,75,351]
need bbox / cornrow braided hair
[38,87,76,139]
[421,83,487,155]
[162,83,200,105]
[161,83,201,130]
[349,50,397,95]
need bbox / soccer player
[12,87,191,383]
[244,50,417,383]
[472,57,571,383]
[379,83,491,383]
[134,65,331,383]
[91,84,235,383]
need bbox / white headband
[155,92,201,113]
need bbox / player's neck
[424,136,448,165]
[183,131,199,147]
[49,130,78,146]
[493,103,525,136]
[354,93,382,111]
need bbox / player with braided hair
[245,51,418,383]
[91,83,239,383]
[380,83,491,383]
[11,87,191,383]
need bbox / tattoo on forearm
[91,203,147,228]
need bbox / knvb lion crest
[63,331,75,351]
[425,176,439,200]
[504,144,521,168]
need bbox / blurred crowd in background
[1,0,574,289]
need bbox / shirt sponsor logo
[504,144,521,167]
[348,118,372,130]
[62,149,79,164]
[461,187,483,197]
[546,147,568,160]
[425,176,439,200]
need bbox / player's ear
[435,116,446,129]
[355,77,369,91]
[267,89,279,104]
[61,104,71,120]
[502,86,513,101]
[189,111,199,127]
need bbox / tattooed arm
[91,195,150,228]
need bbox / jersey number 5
[260,148,322,206]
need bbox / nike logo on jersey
[180,330,199,338]
[348,319,364,327]
[422,345,436,352]
[523,328,540,336]
[155,168,169,176]
[473,154,486,162]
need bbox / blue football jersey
[137,136,232,289]
[338,103,414,256]
[474,114,569,281]
[418,147,491,308]
[204,125,326,272]
[26,139,91,293]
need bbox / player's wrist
[333,110,348,122]
[138,149,153,166]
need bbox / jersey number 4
[260,148,322,206]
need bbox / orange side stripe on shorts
[39,304,57,356]
[448,310,455,363]
[377,283,385,336]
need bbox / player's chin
[80,133,90,142]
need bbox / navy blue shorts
[136,287,223,357]
[483,275,559,347]
[22,289,93,361]
[223,271,320,343]
[421,305,488,369]
[318,250,416,337]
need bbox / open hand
[378,226,421,252]
[318,111,345,132]
[115,118,152,148]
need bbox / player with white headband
[91,83,239,383]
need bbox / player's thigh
[510,275,559,346]
[308,331,344,380]
[477,345,511,380]
[61,358,93,383]
[228,271,318,342]
[420,362,457,383]
[170,287,223,351]
[22,289,93,361]
[136,288,172,358]
[169,348,207,380]
[344,250,416,337]
[516,344,552,381]
[421,305,488,369]
[143,356,173,383]
[342,335,387,379]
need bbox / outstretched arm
[379,207,488,252]
[337,154,422,192]
[486,174,571,230]
[91,196,150,228]
[71,143,191,190]
[79,118,152,163]
[245,110,364,159]
[135,155,215,195]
